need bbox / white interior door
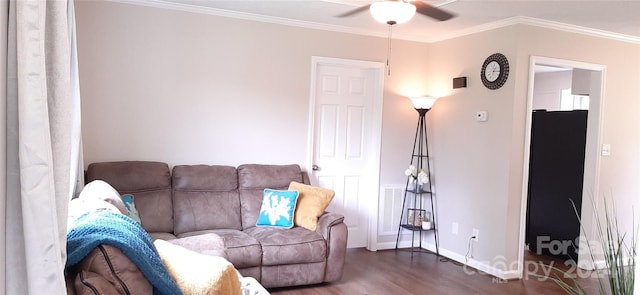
[308,57,383,249]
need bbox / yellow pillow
[288,181,335,231]
[154,240,241,295]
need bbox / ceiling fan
[336,0,456,24]
[335,1,456,76]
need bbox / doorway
[518,56,606,276]
[307,56,385,250]
[526,108,588,262]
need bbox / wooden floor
[269,248,602,295]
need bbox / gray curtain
[3,0,82,293]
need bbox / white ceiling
[121,0,640,43]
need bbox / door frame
[307,56,385,250]
[517,56,606,276]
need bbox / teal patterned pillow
[256,189,299,228]
[121,194,142,224]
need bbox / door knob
[312,165,320,171]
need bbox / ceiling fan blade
[335,4,371,17]
[412,1,456,21]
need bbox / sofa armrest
[69,245,153,295]
[315,211,348,282]
[315,211,344,238]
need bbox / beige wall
[511,25,640,267]
[427,24,640,275]
[76,1,640,277]
[75,1,422,186]
[427,26,520,273]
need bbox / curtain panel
[3,0,82,293]
[0,1,8,292]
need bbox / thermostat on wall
[476,111,488,122]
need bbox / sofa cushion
[167,233,227,259]
[244,227,327,266]
[256,189,299,228]
[288,181,335,231]
[177,229,262,269]
[86,161,173,233]
[172,165,242,234]
[149,232,177,241]
[238,164,304,189]
[238,164,304,230]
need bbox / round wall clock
[480,53,509,90]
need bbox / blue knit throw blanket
[66,210,182,295]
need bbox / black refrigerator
[525,110,588,262]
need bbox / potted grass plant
[421,211,433,230]
[544,199,636,295]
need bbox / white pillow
[67,198,120,228]
[79,180,128,215]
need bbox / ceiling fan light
[370,1,416,24]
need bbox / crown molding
[108,0,640,45]
[107,0,396,40]
[428,16,640,44]
[520,16,640,44]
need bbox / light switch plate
[602,144,611,156]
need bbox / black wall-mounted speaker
[453,77,467,89]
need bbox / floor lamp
[408,96,437,192]
[396,96,440,256]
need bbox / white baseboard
[376,239,428,250]
[374,239,615,281]
[375,240,519,280]
[437,247,520,280]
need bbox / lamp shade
[409,96,439,109]
[370,1,416,24]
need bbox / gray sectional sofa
[85,161,348,289]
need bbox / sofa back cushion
[172,165,242,234]
[238,164,304,230]
[85,161,173,233]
